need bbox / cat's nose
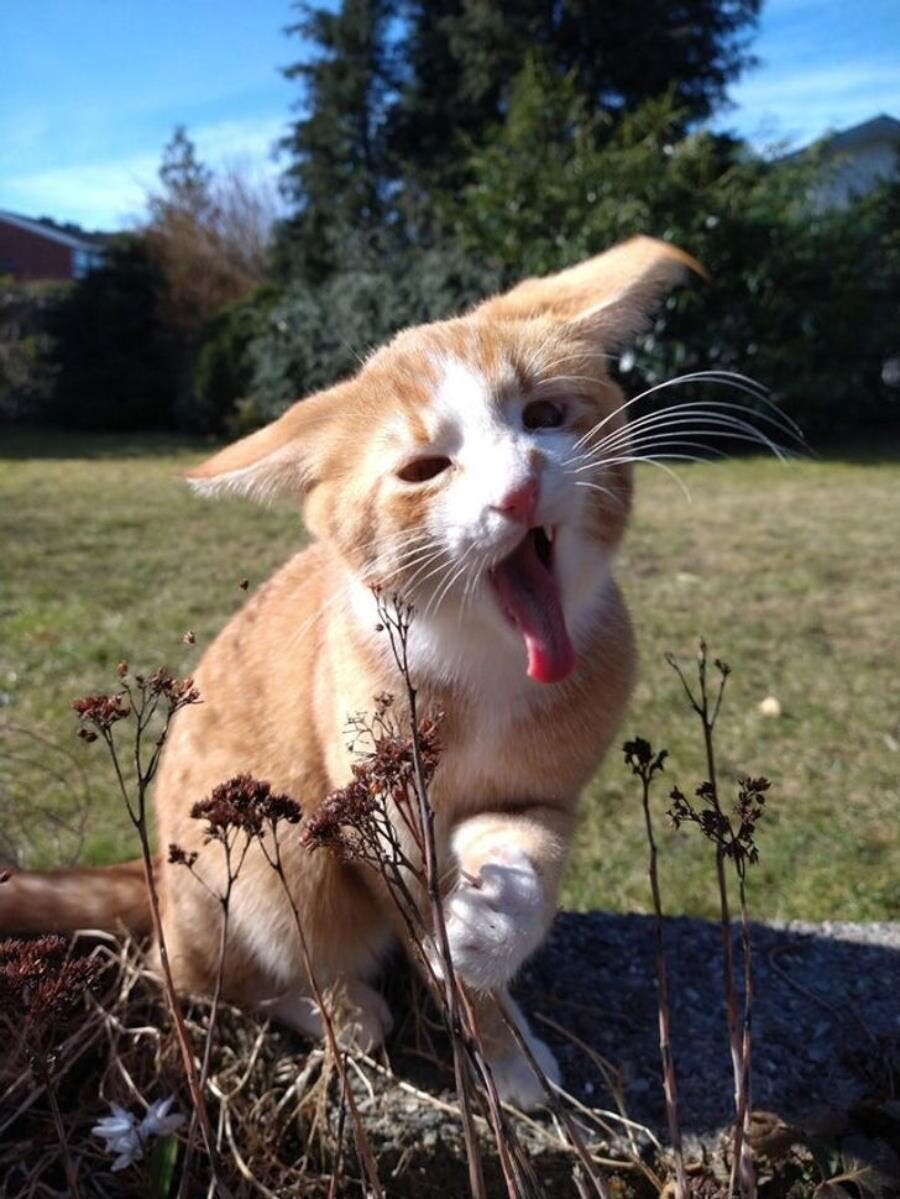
[493,478,539,525]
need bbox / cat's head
[189,237,700,685]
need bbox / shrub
[0,280,64,423]
[248,243,501,420]
[46,238,179,431]
[176,287,279,435]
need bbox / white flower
[92,1096,185,1171]
[139,1096,185,1140]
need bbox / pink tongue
[491,533,576,684]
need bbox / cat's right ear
[475,236,706,349]
[185,382,347,502]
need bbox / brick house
[0,211,107,283]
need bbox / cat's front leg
[442,808,570,992]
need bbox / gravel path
[517,912,900,1136]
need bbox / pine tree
[277,0,397,283]
[279,0,761,274]
[151,126,216,225]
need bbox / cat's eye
[397,456,452,484]
[523,399,566,430]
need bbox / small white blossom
[92,1096,185,1171]
[139,1096,185,1139]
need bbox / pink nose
[493,478,539,525]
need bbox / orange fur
[0,238,698,1104]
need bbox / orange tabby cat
[2,237,697,1107]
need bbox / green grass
[1,429,898,920]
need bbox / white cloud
[0,114,287,230]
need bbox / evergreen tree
[279,0,761,267]
[150,125,216,225]
[277,0,397,283]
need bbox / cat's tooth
[543,525,554,543]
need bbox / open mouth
[488,526,576,684]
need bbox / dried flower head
[167,843,199,869]
[623,737,668,780]
[72,693,131,733]
[190,774,302,843]
[146,668,200,709]
[303,780,377,857]
[0,936,101,1048]
[668,776,771,872]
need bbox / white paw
[443,849,545,991]
[266,983,393,1055]
[490,1031,561,1111]
[334,986,393,1055]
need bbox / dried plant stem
[35,1056,83,1199]
[730,877,755,1199]
[698,714,754,1199]
[265,845,384,1199]
[381,597,488,1199]
[179,841,245,1199]
[636,764,686,1199]
[132,824,225,1192]
[495,996,609,1199]
[669,645,755,1199]
[92,696,225,1195]
[455,986,540,1199]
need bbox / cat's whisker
[362,540,445,582]
[565,369,799,458]
[531,373,602,393]
[565,397,798,468]
[572,479,629,508]
[569,422,781,473]
[425,545,480,619]
[570,422,785,472]
[406,550,455,596]
[600,454,695,500]
[566,401,789,468]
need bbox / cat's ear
[476,236,706,349]
[185,382,347,501]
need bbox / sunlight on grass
[1,432,898,919]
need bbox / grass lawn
[1,428,898,921]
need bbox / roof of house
[824,113,900,153]
[0,210,109,251]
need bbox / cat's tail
[0,859,153,936]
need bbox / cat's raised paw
[443,849,545,991]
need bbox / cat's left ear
[185,380,350,501]
[475,236,706,349]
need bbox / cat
[2,237,699,1108]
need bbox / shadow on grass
[0,424,219,461]
[804,428,900,465]
[4,422,900,465]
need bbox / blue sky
[1,0,898,231]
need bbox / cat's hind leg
[264,978,393,1055]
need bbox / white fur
[444,838,545,992]
[359,355,615,706]
[488,995,561,1110]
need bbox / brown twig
[74,669,227,1194]
[377,593,490,1199]
[623,737,687,1199]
